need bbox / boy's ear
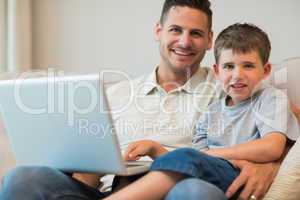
[213,64,219,77]
[154,22,162,41]
[263,62,272,79]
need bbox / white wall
[4,0,32,71]
[0,0,5,71]
[32,0,300,77]
[206,0,300,66]
[32,0,163,77]
[15,0,32,71]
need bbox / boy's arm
[124,140,168,160]
[205,132,286,163]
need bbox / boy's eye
[244,64,255,69]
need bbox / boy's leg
[151,147,240,193]
[105,171,183,200]
[0,166,106,200]
[106,148,236,200]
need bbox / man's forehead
[162,6,209,32]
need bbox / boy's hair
[214,23,271,65]
[160,0,212,30]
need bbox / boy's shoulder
[250,84,289,113]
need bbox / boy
[105,23,299,200]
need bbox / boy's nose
[233,67,244,78]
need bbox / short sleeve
[254,87,299,140]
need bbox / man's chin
[170,63,198,74]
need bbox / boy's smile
[214,49,271,106]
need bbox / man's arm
[226,140,293,200]
[205,133,286,163]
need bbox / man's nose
[178,32,192,48]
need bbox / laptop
[0,72,151,176]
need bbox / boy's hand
[123,140,167,161]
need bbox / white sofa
[263,57,300,200]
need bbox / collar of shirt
[140,66,211,96]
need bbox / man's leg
[165,178,227,200]
[0,166,106,200]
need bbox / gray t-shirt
[193,85,300,150]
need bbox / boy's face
[155,6,213,73]
[213,49,271,105]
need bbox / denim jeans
[0,166,227,200]
[150,148,240,194]
[0,166,106,200]
[165,178,227,200]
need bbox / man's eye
[191,31,203,38]
[170,27,181,33]
[223,64,234,70]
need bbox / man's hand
[123,140,167,161]
[290,102,300,125]
[226,160,280,200]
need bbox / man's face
[213,49,271,105]
[155,6,212,73]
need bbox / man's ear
[263,62,272,79]
[213,64,219,78]
[154,22,162,41]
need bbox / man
[0,0,287,199]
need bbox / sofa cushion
[264,138,300,200]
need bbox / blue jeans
[0,166,106,200]
[150,148,240,194]
[0,166,227,200]
[165,178,227,200]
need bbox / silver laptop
[0,73,151,176]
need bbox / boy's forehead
[219,49,262,63]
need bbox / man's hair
[214,23,271,65]
[160,0,212,30]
